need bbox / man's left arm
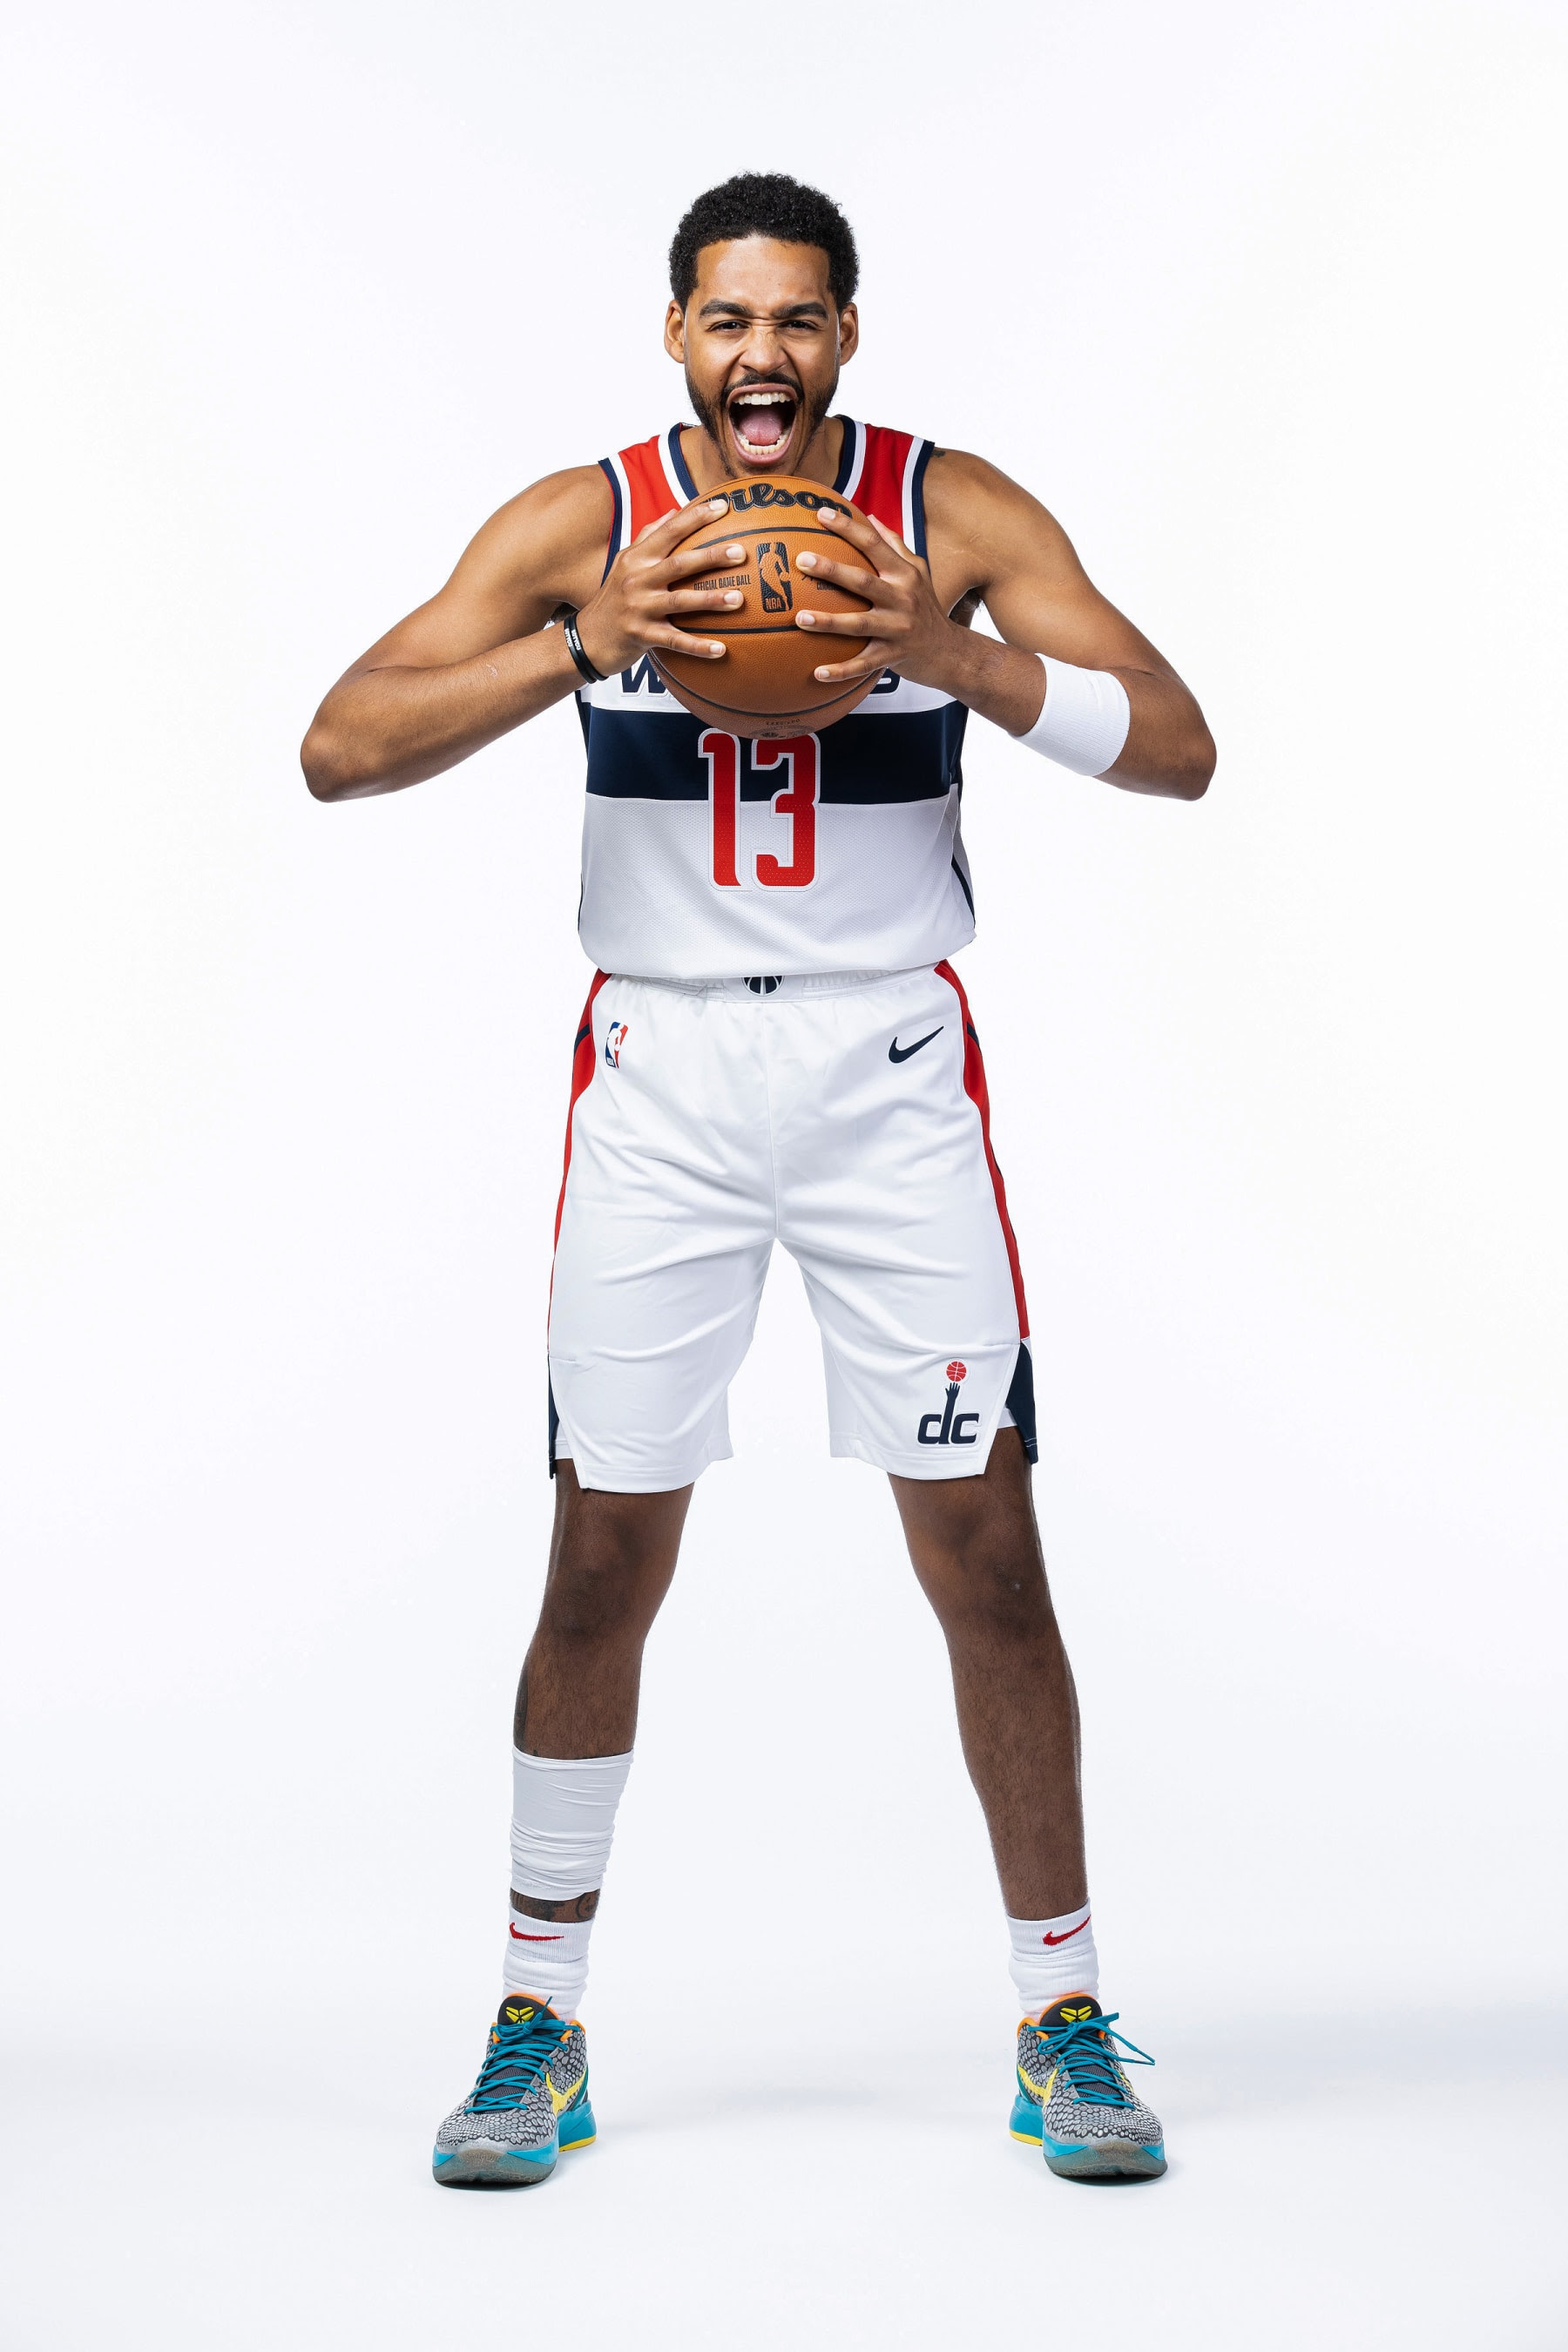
[795,449,1214,801]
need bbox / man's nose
[736,322,788,375]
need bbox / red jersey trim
[598,422,932,571]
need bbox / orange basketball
[652,476,877,738]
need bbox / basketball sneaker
[1010,1993,1166,2181]
[431,1993,596,2187]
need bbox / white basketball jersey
[575,421,977,978]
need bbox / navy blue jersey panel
[583,704,968,805]
[818,706,968,802]
[583,710,708,801]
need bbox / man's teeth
[731,390,794,454]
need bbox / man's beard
[686,368,836,463]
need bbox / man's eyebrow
[696,300,830,321]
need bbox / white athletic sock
[1006,1902,1100,2016]
[503,1746,633,2020]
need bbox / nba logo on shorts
[604,1021,629,1069]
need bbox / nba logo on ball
[604,1022,629,1069]
[756,542,794,613]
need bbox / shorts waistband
[618,967,921,1000]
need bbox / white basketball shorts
[546,961,1036,1492]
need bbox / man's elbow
[300,715,366,801]
[1179,719,1216,801]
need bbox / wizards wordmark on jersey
[575,421,978,982]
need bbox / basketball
[652,476,878,737]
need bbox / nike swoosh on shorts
[889,1026,943,1064]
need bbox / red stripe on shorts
[935,960,1030,1342]
[553,970,611,1254]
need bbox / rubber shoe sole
[1041,2129,1166,2182]
[432,2098,597,2188]
[1010,2092,1166,2182]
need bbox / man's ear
[664,300,686,362]
[838,301,860,365]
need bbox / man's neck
[678,416,843,495]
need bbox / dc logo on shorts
[604,1021,629,1070]
[918,1359,980,1448]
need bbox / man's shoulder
[459,463,616,609]
[922,446,1073,591]
[923,445,1037,521]
[485,462,616,558]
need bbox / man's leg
[500,1463,690,2010]
[515,1461,692,1759]
[431,1465,690,2186]
[892,1429,1166,2180]
[889,1428,1086,1926]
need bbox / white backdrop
[3,3,1565,2345]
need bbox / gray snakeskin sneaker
[432,1994,595,2187]
[1010,1994,1166,2180]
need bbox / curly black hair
[669,173,859,310]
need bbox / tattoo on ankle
[510,1887,600,1923]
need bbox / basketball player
[302,174,1214,2187]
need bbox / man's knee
[541,1470,688,1646]
[926,1529,1054,1641]
[895,1443,1053,1639]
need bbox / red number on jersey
[752,734,819,889]
[699,729,740,889]
[700,730,821,889]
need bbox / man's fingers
[813,503,912,570]
[632,496,730,550]
[794,606,894,636]
[808,641,896,685]
[655,627,727,659]
[794,549,881,596]
[661,536,748,583]
[665,586,747,613]
[865,512,915,559]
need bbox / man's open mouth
[727,385,798,463]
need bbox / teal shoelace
[469,2014,571,2113]
[1033,2011,1155,2109]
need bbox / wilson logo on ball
[725,483,850,516]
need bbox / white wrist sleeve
[1017,654,1131,777]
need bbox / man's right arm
[301,473,740,801]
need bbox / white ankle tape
[1017,656,1131,777]
[509,1747,633,1903]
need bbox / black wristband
[563,613,605,686]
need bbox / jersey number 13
[700,731,820,891]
